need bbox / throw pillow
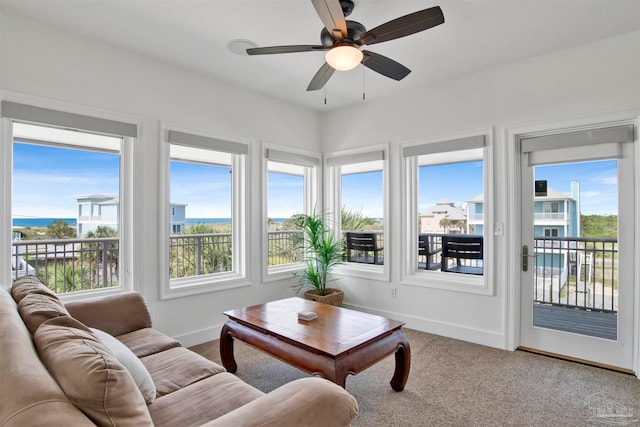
[90,327,156,404]
[34,316,153,427]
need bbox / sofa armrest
[65,292,152,336]
[201,377,358,427]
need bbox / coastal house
[76,195,187,236]
[419,199,467,233]
[170,204,187,234]
[76,194,119,237]
[10,232,35,279]
[467,182,580,238]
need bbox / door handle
[522,245,528,272]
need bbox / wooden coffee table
[220,297,410,391]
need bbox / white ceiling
[2,0,639,112]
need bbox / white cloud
[581,191,600,198]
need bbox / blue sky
[535,160,618,216]
[268,172,303,218]
[419,161,484,212]
[170,160,232,217]
[13,143,119,218]
[342,171,384,218]
[13,142,619,220]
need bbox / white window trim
[261,142,321,283]
[325,144,390,282]
[400,129,495,296]
[159,122,251,299]
[0,97,138,300]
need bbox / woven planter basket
[303,288,344,306]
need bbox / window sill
[401,270,493,296]
[162,273,251,300]
[58,286,126,303]
[335,262,389,282]
[264,263,301,283]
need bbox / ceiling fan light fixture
[325,45,363,71]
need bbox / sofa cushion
[140,347,226,398]
[148,372,264,427]
[90,327,156,404]
[34,316,153,427]
[65,291,152,336]
[0,290,94,427]
[11,275,58,304]
[18,292,70,335]
[116,327,181,358]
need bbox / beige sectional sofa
[0,276,358,427]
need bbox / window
[263,146,320,278]
[1,101,136,296]
[161,128,248,298]
[543,228,559,237]
[326,146,388,280]
[402,133,493,294]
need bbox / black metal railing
[268,230,303,266]
[12,233,618,313]
[532,236,617,313]
[169,233,232,278]
[12,237,119,294]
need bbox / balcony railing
[534,212,567,220]
[532,236,617,313]
[169,233,232,278]
[467,213,484,221]
[268,230,303,266]
[11,233,618,314]
[78,215,102,221]
[12,237,119,293]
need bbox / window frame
[325,144,390,282]
[0,101,137,301]
[159,123,251,299]
[400,130,494,295]
[261,142,321,282]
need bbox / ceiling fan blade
[311,0,347,40]
[357,6,444,46]
[362,50,411,81]
[307,62,336,91]
[246,45,327,55]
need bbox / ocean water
[12,217,288,227]
[13,218,77,227]
[186,218,287,224]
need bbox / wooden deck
[533,304,617,340]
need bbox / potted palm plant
[293,210,344,306]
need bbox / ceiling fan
[246,0,444,91]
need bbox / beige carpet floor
[190,328,640,426]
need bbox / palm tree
[47,220,75,239]
[341,207,375,231]
[439,217,451,233]
[293,211,343,296]
[85,226,118,287]
[171,223,232,277]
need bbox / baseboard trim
[342,303,505,350]
[175,305,505,350]
[174,324,223,348]
[517,346,636,375]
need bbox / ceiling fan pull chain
[324,86,327,105]
[362,64,366,101]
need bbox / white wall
[321,30,640,349]
[0,11,320,345]
[1,9,639,353]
